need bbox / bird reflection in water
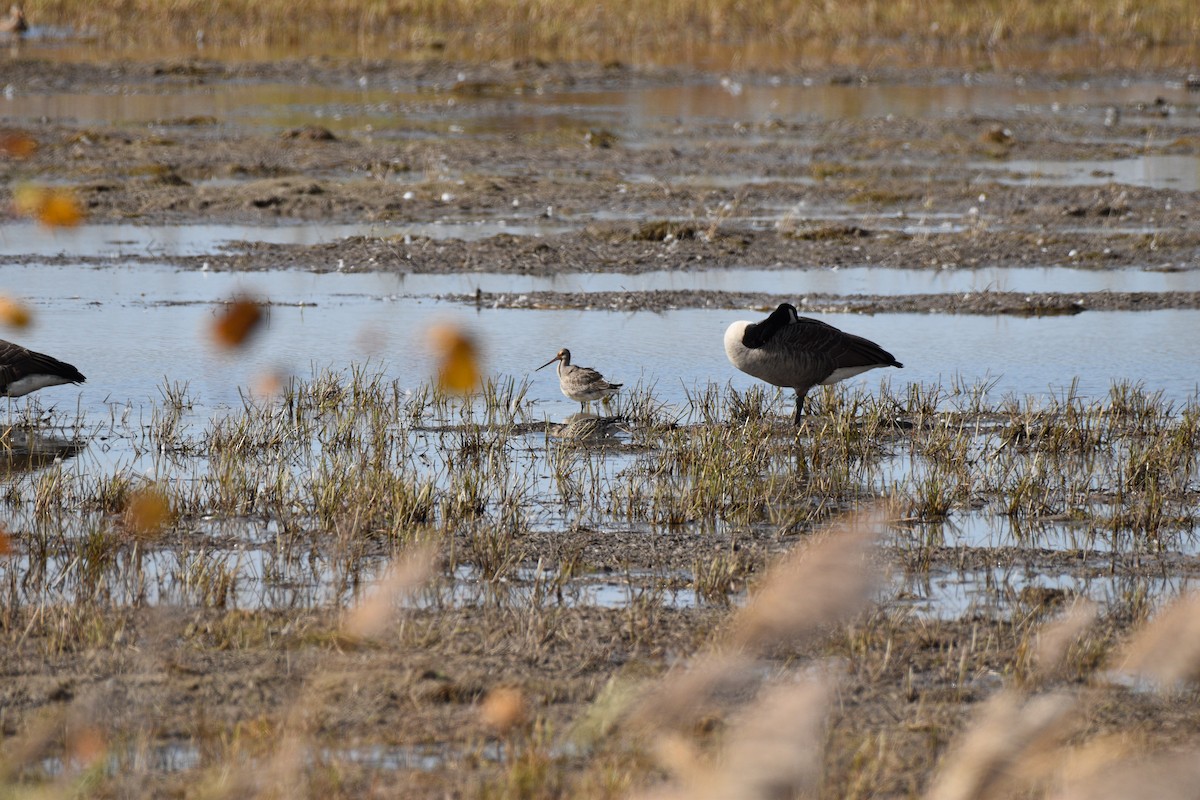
[0,427,86,476]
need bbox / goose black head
[741,303,797,349]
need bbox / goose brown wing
[0,340,86,385]
[0,363,19,392]
[836,331,902,369]
[772,318,901,369]
[0,340,27,363]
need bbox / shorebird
[536,348,622,411]
[548,415,627,444]
[0,340,86,399]
[0,4,27,34]
[724,303,902,424]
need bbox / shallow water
[0,56,1196,615]
[32,738,492,779]
[0,220,571,257]
[8,242,1200,293]
[902,565,1195,620]
[539,81,1197,127]
[424,565,699,611]
[910,513,1200,557]
[2,77,1194,136]
[391,263,1200,296]
[973,154,1200,192]
[6,538,393,609]
[4,263,1198,417]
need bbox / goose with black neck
[724,303,902,424]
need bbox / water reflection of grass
[0,373,1198,795]
[30,0,1200,60]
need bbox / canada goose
[0,339,86,399]
[724,303,901,423]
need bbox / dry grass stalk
[730,506,884,651]
[1033,600,1098,679]
[342,544,436,640]
[627,652,758,734]
[925,691,1077,800]
[1051,751,1200,800]
[1048,735,1138,796]
[928,590,1200,800]
[1110,592,1200,688]
[254,729,307,800]
[622,508,886,800]
[240,545,434,798]
[637,681,829,800]
[631,507,885,735]
[698,680,828,800]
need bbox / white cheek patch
[4,374,74,398]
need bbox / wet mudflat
[2,34,1200,800]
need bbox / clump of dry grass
[619,507,886,799]
[24,0,1200,64]
[920,589,1200,800]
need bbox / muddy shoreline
[453,288,1200,313]
[5,58,1200,302]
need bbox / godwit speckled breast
[536,348,622,411]
[0,339,86,399]
[724,303,901,424]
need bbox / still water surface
[3,263,1196,417]
[2,79,1193,134]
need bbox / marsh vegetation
[23,0,1200,65]
[1,369,1198,796]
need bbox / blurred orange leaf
[1,131,38,159]
[428,322,481,394]
[0,296,32,328]
[67,726,107,767]
[251,369,286,399]
[12,184,84,228]
[480,687,527,732]
[124,487,171,539]
[343,546,436,641]
[12,184,44,216]
[40,191,84,227]
[212,296,264,349]
[0,527,12,556]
